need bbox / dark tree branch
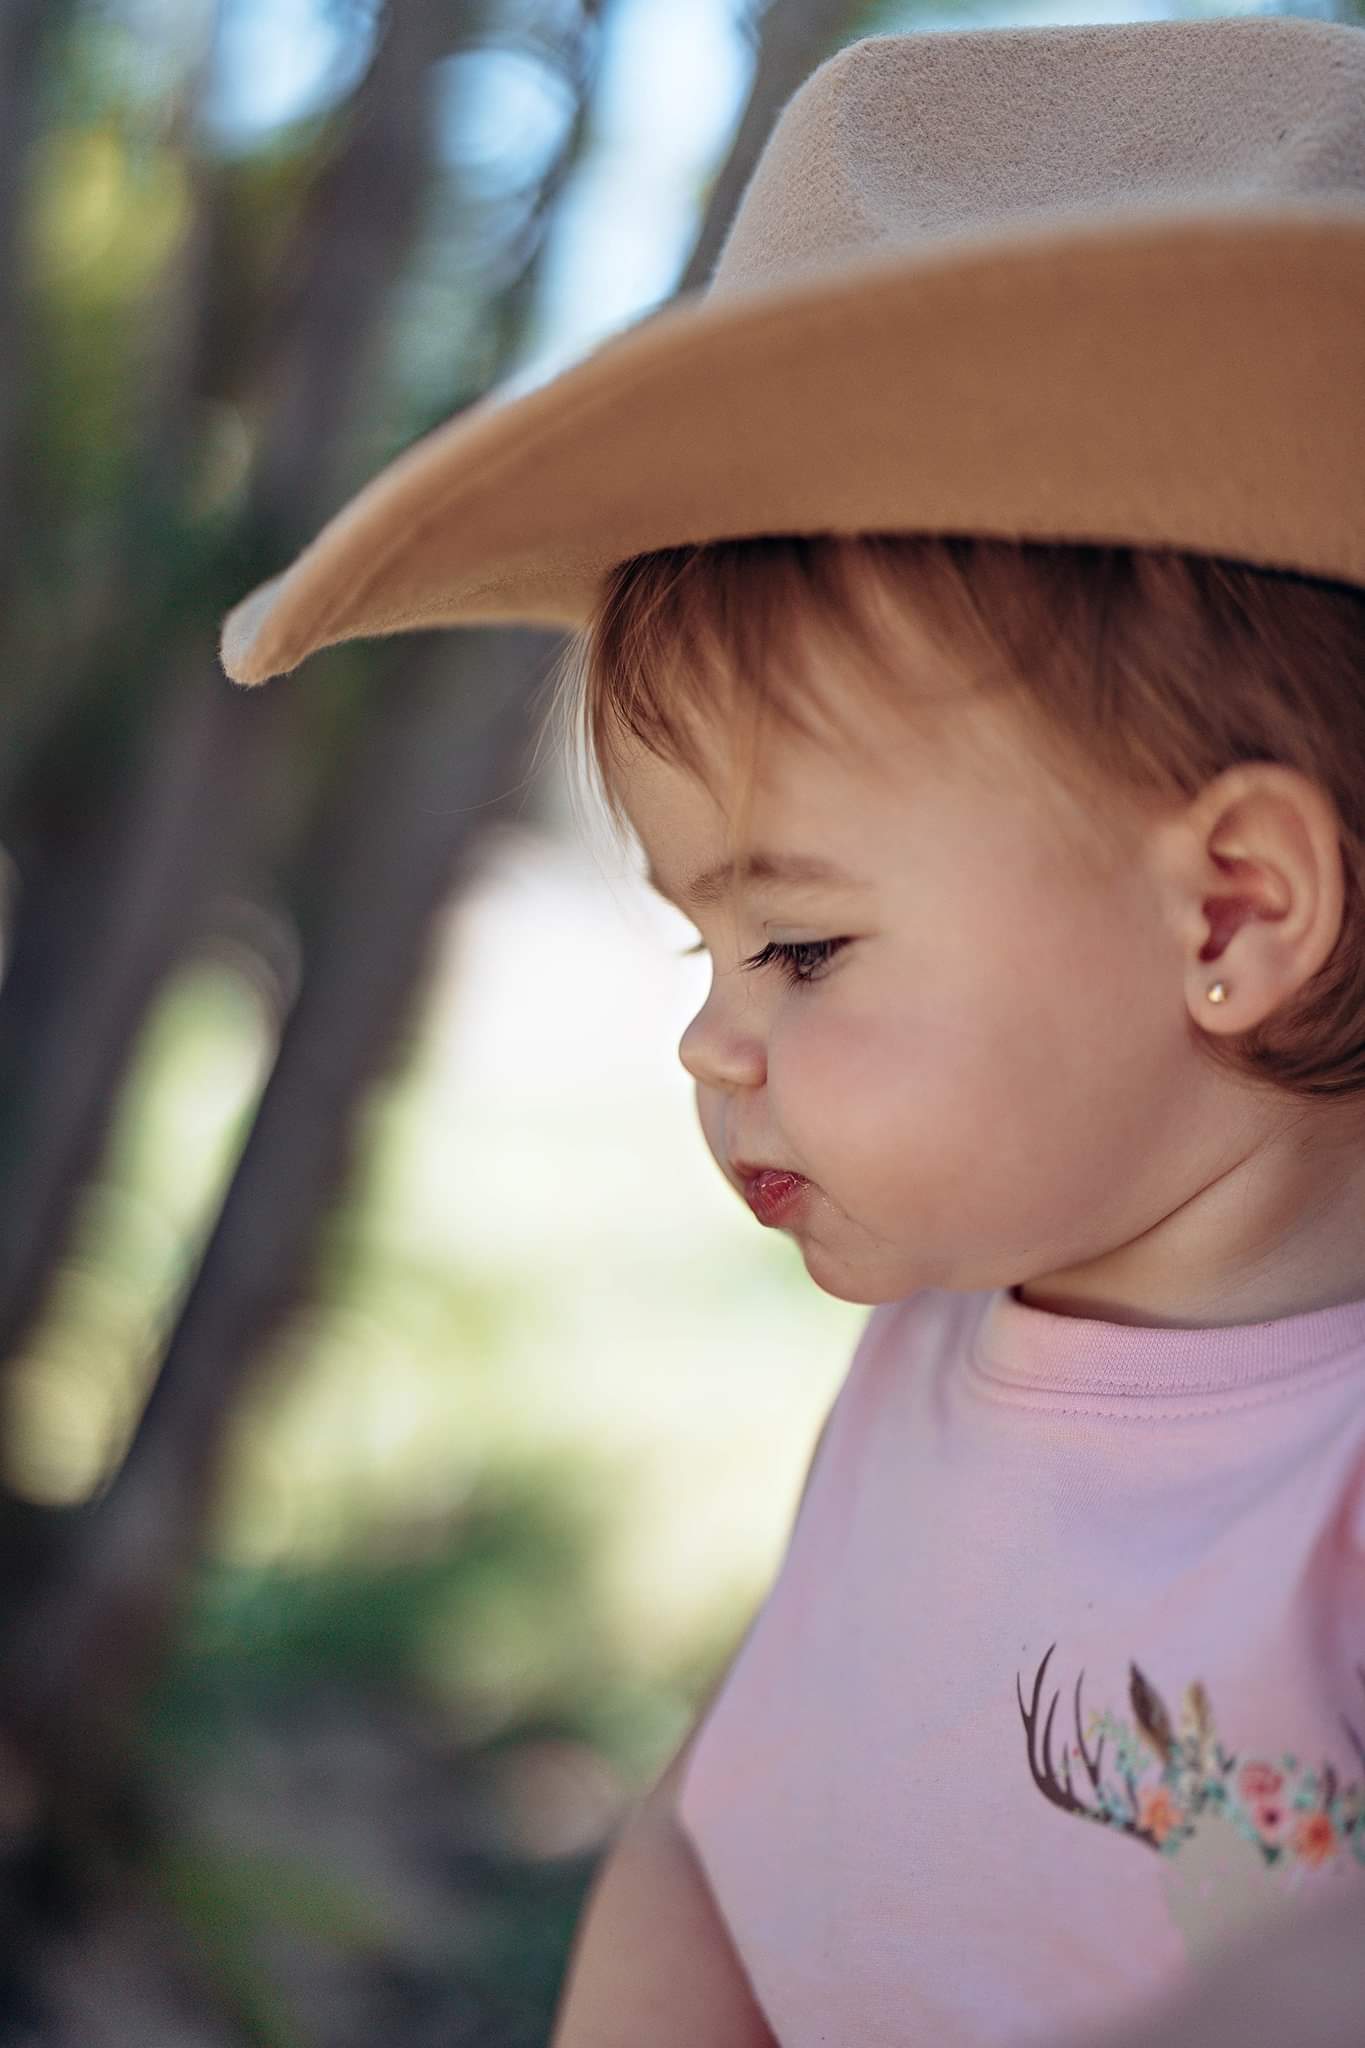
[0,0,472,1383]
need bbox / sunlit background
[0,0,1343,2040]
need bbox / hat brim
[220,202,1365,686]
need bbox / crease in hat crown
[218,13,1365,688]
[707,15,1365,299]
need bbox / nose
[678,982,765,1093]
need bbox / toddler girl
[552,527,1365,2048]
[219,13,1365,2045]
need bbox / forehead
[611,681,1110,907]
[612,699,936,905]
[613,666,1011,827]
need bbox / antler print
[1017,1642,1162,1851]
[1017,1646,1365,1889]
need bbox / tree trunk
[0,0,81,575]
[0,619,549,1859]
[0,0,466,1382]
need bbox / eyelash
[677,937,850,986]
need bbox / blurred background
[0,0,1355,2040]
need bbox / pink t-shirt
[677,1283,1365,2047]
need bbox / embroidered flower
[1249,1796,1288,1845]
[1291,1812,1337,1866]
[1139,1783,1184,1845]
[1239,1761,1284,1805]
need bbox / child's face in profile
[616,675,1233,1310]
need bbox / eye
[675,937,849,987]
[746,938,849,987]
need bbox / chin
[795,1242,908,1308]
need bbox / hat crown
[710,17,1365,298]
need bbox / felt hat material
[219,16,1365,689]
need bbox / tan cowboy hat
[218,14,1365,689]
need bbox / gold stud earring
[1206,980,1229,1003]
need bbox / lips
[732,1157,791,1185]
[740,1167,809,1226]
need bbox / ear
[1154,763,1346,1037]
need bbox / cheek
[765,832,1181,1213]
[769,998,965,1184]
[771,951,1156,1219]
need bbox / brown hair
[539,532,1365,1104]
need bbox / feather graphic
[1181,1679,1212,1769]
[1130,1661,1175,1766]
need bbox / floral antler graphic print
[1016,1644,1365,1872]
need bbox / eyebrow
[644,850,867,910]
